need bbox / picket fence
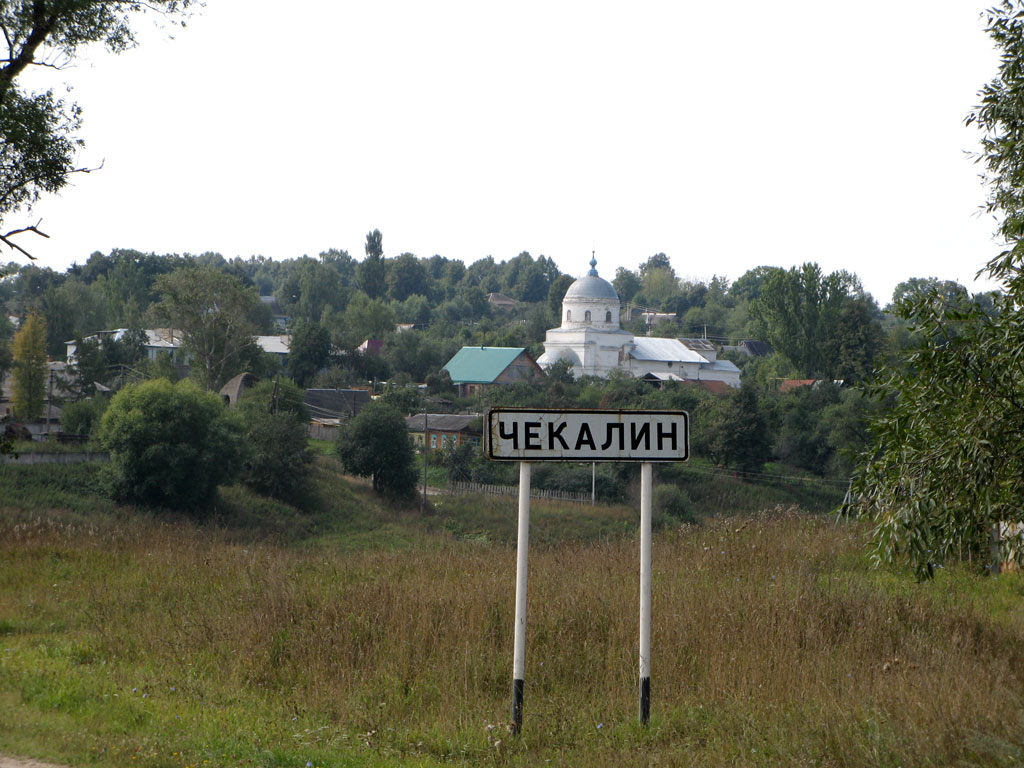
[448,480,591,505]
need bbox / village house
[442,346,545,397]
[405,413,480,450]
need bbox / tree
[11,313,46,420]
[357,229,387,299]
[751,263,879,380]
[849,1,1024,577]
[0,1,193,249]
[288,320,331,388]
[703,386,772,473]
[98,378,242,510]
[151,265,263,391]
[236,379,313,500]
[335,401,417,497]
[612,267,641,304]
[386,252,427,302]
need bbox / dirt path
[0,756,66,768]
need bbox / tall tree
[357,229,387,299]
[151,266,262,391]
[11,312,47,420]
[335,400,417,497]
[0,1,193,251]
[850,1,1024,577]
[287,320,331,388]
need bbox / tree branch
[0,220,48,260]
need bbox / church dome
[564,257,618,301]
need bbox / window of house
[431,434,437,448]
[585,310,592,322]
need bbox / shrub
[98,378,243,510]
[335,401,417,498]
[655,484,696,525]
[61,397,109,437]
[236,379,313,500]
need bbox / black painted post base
[512,678,524,735]
[639,676,650,725]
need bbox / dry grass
[3,507,1024,766]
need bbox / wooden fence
[448,481,591,505]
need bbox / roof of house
[443,346,529,384]
[405,414,480,433]
[703,359,741,374]
[303,388,371,418]
[487,292,517,306]
[679,338,718,353]
[740,340,773,356]
[629,337,708,364]
[691,380,732,395]
[256,335,290,355]
[778,379,816,393]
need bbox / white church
[536,257,742,388]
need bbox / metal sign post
[639,461,652,724]
[484,408,689,733]
[511,461,530,735]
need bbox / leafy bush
[236,379,313,500]
[98,378,243,510]
[335,401,417,498]
[61,397,109,437]
[655,484,696,525]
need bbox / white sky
[9,1,1007,305]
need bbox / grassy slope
[3,459,1023,766]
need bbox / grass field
[2,459,1024,766]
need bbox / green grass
[5,454,1020,766]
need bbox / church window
[566,310,571,322]
[585,310,592,322]
[605,310,612,323]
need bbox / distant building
[536,257,741,388]
[405,413,480,450]
[442,346,544,397]
[486,292,517,311]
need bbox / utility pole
[47,368,54,439]
[421,411,428,513]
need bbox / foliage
[752,263,882,381]
[60,396,108,437]
[654,484,695,524]
[286,319,331,388]
[849,1,1024,578]
[379,383,423,415]
[0,0,193,232]
[98,378,242,510]
[236,379,313,500]
[11,312,46,420]
[357,228,387,299]
[700,385,772,473]
[335,400,417,497]
[151,265,263,391]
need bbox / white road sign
[485,408,689,463]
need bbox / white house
[536,257,741,388]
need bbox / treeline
[0,230,995,387]
[0,230,1001,498]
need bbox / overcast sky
[10,1,1007,305]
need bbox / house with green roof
[442,346,544,397]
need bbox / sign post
[485,408,689,732]
[639,461,652,724]
[511,461,530,735]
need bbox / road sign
[485,408,689,463]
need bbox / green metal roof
[443,346,527,384]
